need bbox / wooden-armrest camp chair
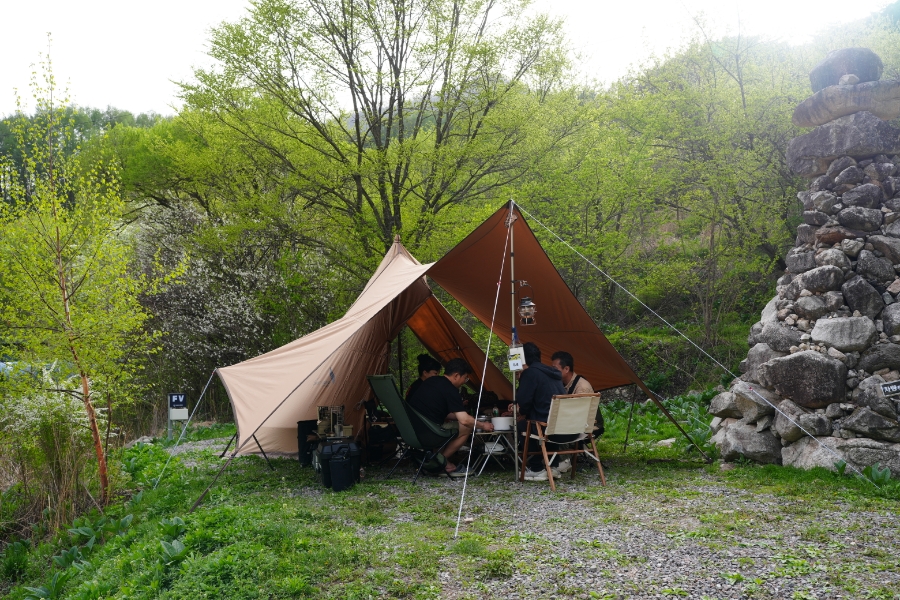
[519,393,606,491]
[366,374,455,483]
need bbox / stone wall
[710,48,900,477]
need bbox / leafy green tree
[0,64,159,505]
[181,0,570,261]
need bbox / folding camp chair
[366,375,455,483]
[520,393,606,492]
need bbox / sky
[0,0,894,118]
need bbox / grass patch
[3,420,899,599]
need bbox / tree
[181,0,570,261]
[0,62,157,505]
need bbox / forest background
[4,0,900,526]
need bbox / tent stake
[190,452,236,513]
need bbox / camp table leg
[253,434,275,471]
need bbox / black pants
[514,420,579,470]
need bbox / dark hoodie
[515,362,565,422]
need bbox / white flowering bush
[0,364,102,530]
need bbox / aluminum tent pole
[508,200,519,479]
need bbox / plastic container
[329,449,355,492]
[313,440,361,489]
[297,420,317,466]
[491,416,513,431]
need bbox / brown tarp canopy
[219,205,673,456]
[428,206,654,398]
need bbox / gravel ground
[171,439,900,599]
[430,470,900,600]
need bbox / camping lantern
[518,296,536,325]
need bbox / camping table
[471,430,518,476]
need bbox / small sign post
[879,381,900,398]
[507,346,525,371]
[168,393,188,440]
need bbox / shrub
[0,364,100,532]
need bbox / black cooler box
[312,439,361,491]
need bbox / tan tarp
[219,239,511,454]
[219,241,431,453]
[428,206,654,399]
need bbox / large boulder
[740,343,786,384]
[810,316,877,352]
[842,406,900,442]
[773,398,807,442]
[851,375,899,419]
[841,183,884,209]
[782,436,900,478]
[810,190,839,212]
[809,48,884,93]
[868,235,900,265]
[785,248,817,273]
[787,112,900,177]
[801,265,845,293]
[796,224,819,244]
[793,80,900,127]
[842,276,885,319]
[835,165,864,185]
[760,297,778,323]
[732,381,780,422]
[757,351,846,408]
[815,248,851,272]
[718,421,782,464]
[881,302,900,337]
[757,321,802,353]
[794,295,829,320]
[815,225,868,245]
[856,250,895,282]
[857,343,900,372]
[799,413,833,437]
[837,207,883,231]
[708,391,741,418]
[825,156,857,180]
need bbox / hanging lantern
[518,296,536,326]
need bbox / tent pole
[190,452,236,513]
[398,329,404,392]
[253,435,275,471]
[508,200,519,479]
[219,432,236,458]
[623,385,638,452]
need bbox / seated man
[550,350,601,474]
[405,353,442,400]
[408,358,493,477]
[507,342,570,481]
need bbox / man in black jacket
[508,342,570,481]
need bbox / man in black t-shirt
[405,353,442,400]
[408,358,493,477]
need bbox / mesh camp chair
[366,374,455,483]
[520,393,607,491]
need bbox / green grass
[2,418,899,599]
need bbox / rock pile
[711,48,900,477]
